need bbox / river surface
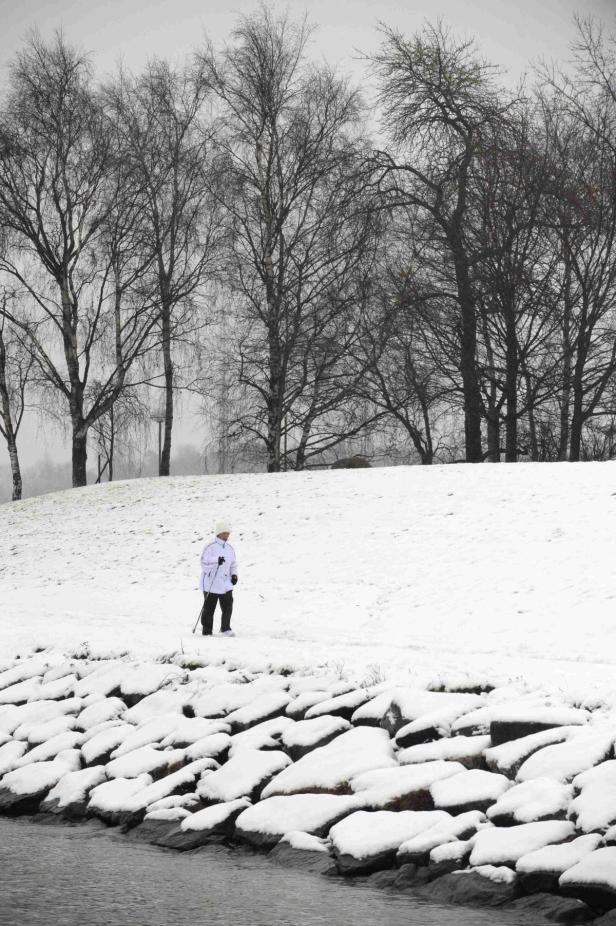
[0,817,535,926]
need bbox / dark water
[0,818,533,926]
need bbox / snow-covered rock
[487,778,573,825]
[0,677,42,705]
[383,689,482,737]
[122,690,187,725]
[40,766,108,818]
[351,691,395,727]
[234,793,363,847]
[228,716,294,757]
[105,745,184,779]
[430,768,511,813]
[13,730,84,766]
[569,761,616,833]
[224,691,291,733]
[198,749,290,803]
[81,723,134,765]
[304,688,369,721]
[489,705,589,746]
[184,733,230,762]
[397,810,486,864]
[74,662,128,699]
[22,714,78,745]
[119,663,184,703]
[280,715,351,760]
[87,773,153,824]
[330,809,451,874]
[28,674,77,702]
[159,717,230,748]
[516,730,614,783]
[0,740,28,775]
[485,726,578,778]
[559,848,616,910]
[469,820,575,867]
[262,727,396,798]
[516,834,603,893]
[111,714,184,757]
[180,798,249,836]
[398,735,491,769]
[0,759,76,811]
[349,761,464,811]
[75,697,126,731]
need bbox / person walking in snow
[199,521,238,636]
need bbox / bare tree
[370,22,515,463]
[0,294,34,500]
[0,33,160,486]
[108,59,223,476]
[203,9,376,472]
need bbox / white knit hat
[215,520,231,535]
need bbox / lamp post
[150,409,165,475]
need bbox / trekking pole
[193,563,221,634]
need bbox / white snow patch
[198,749,291,803]
[469,821,576,867]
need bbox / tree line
[1,10,616,500]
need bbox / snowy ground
[2,462,616,706]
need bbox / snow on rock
[145,807,191,822]
[2,700,78,736]
[0,740,28,775]
[286,690,339,720]
[228,716,294,757]
[303,688,370,721]
[0,657,48,692]
[125,758,218,813]
[395,703,486,749]
[190,683,257,719]
[13,730,84,766]
[516,834,603,893]
[559,848,616,910]
[398,735,491,769]
[87,773,153,823]
[234,793,363,847]
[489,705,589,746]
[287,676,350,697]
[469,820,576,867]
[280,715,351,761]
[329,809,451,874]
[430,838,474,866]
[468,865,518,884]
[76,697,127,731]
[351,691,395,727]
[146,793,200,813]
[261,727,396,799]
[485,726,578,778]
[198,749,291,803]
[112,714,185,757]
[278,830,330,853]
[0,759,76,811]
[383,689,483,737]
[81,723,135,765]
[516,730,614,783]
[40,766,108,818]
[122,690,187,725]
[569,761,616,833]
[105,745,185,779]
[119,663,185,703]
[28,674,77,702]
[487,778,573,825]
[349,761,464,811]
[185,733,230,762]
[22,714,78,745]
[0,677,42,705]
[450,696,547,735]
[181,798,250,833]
[74,663,128,699]
[159,717,230,748]
[430,768,511,813]
[397,811,486,864]
[224,691,291,733]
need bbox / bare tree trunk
[504,306,518,463]
[525,371,539,461]
[160,299,173,477]
[558,252,572,461]
[7,437,22,501]
[72,428,88,487]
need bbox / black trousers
[201,591,233,634]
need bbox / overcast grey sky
[1,0,614,474]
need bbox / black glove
[231,574,238,586]
[218,556,225,565]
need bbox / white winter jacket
[199,537,238,595]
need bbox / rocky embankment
[1,649,616,925]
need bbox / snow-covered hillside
[2,463,616,705]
